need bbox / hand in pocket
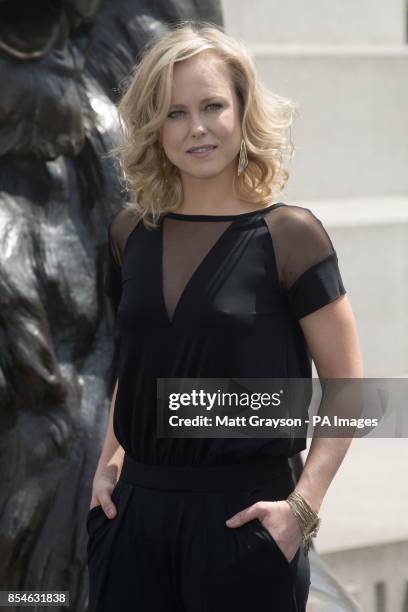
[89,469,119,519]
[226,499,303,563]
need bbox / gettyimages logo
[167,388,283,411]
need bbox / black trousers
[86,454,311,611]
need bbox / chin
[181,163,228,180]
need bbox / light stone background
[221,2,408,610]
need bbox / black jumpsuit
[86,202,346,612]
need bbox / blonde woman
[86,20,363,612]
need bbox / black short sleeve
[264,205,347,320]
[286,249,346,320]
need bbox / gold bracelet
[286,490,321,554]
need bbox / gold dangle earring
[237,139,248,176]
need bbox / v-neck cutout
[160,216,234,325]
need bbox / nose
[189,113,207,137]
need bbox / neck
[179,164,241,215]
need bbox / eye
[167,110,184,119]
[167,103,223,119]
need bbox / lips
[187,145,217,153]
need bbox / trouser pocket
[249,516,301,570]
[203,485,299,612]
[86,480,135,612]
[246,482,311,611]
[246,479,304,574]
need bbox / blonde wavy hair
[108,20,299,229]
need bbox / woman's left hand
[225,499,303,563]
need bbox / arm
[225,294,363,560]
[90,378,125,516]
[95,378,125,482]
[293,294,364,514]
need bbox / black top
[104,202,346,465]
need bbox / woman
[86,20,363,612]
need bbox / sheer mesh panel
[264,205,334,288]
[104,207,142,314]
[162,217,233,322]
[108,207,142,266]
[264,205,346,319]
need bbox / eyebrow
[169,96,224,109]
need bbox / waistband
[119,453,292,492]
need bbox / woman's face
[160,51,243,181]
